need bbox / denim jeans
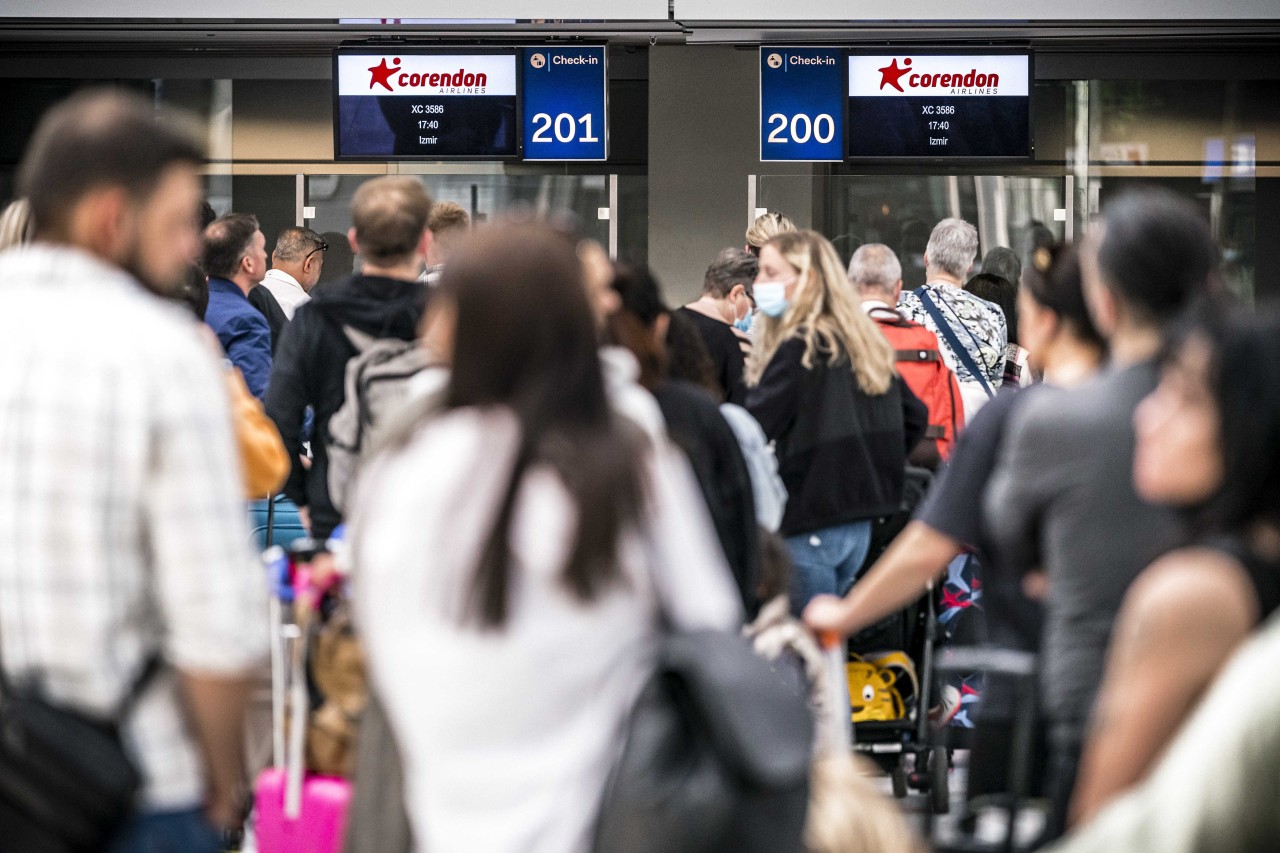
[784,519,873,616]
[107,807,224,853]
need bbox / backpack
[327,325,439,513]
[870,309,962,460]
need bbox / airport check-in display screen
[760,49,1032,161]
[335,51,519,159]
[334,47,608,161]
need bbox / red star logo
[878,57,912,93]
[368,57,400,92]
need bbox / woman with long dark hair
[350,223,741,852]
[1069,302,1280,827]
[746,229,927,615]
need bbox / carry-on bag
[254,543,352,853]
[0,648,160,853]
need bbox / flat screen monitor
[846,52,1032,159]
[334,49,519,159]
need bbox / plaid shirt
[0,246,269,810]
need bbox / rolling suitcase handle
[818,631,855,753]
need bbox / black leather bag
[594,629,814,853]
[0,655,160,853]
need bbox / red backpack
[869,307,962,461]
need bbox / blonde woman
[745,209,797,256]
[0,198,34,252]
[746,230,926,614]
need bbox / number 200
[766,112,836,145]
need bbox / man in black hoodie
[266,176,432,540]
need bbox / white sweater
[351,407,742,853]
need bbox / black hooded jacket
[265,273,427,539]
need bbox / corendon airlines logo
[367,57,489,93]
[875,56,1002,94]
[877,58,911,92]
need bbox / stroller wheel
[891,763,908,799]
[929,749,950,814]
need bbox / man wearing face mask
[679,248,757,404]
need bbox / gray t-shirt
[983,361,1181,739]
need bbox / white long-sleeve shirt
[352,407,741,853]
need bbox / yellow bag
[846,652,918,724]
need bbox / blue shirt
[205,277,273,399]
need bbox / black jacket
[747,337,927,537]
[654,379,761,616]
[249,284,289,354]
[265,274,427,539]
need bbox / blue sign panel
[521,46,608,161]
[759,47,844,162]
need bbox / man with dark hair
[985,189,1218,840]
[980,245,1022,286]
[679,247,758,404]
[201,212,273,398]
[424,200,469,285]
[266,176,433,540]
[0,89,265,851]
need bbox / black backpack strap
[115,652,165,720]
[0,625,161,724]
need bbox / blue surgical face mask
[733,311,754,333]
[753,280,792,318]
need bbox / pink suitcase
[254,769,351,853]
[254,544,352,853]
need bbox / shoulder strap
[914,287,994,399]
[115,652,164,720]
[0,628,162,724]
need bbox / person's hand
[1023,571,1050,601]
[310,552,338,589]
[204,785,244,833]
[803,594,852,638]
[297,505,311,535]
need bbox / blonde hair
[806,756,923,853]
[0,198,34,252]
[746,210,797,250]
[746,230,896,396]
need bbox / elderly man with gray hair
[259,226,327,320]
[850,243,962,464]
[896,217,1007,422]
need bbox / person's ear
[418,227,433,261]
[74,185,133,263]
[347,226,360,255]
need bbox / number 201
[766,113,836,145]
[531,112,600,144]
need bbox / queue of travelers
[2,88,1278,853]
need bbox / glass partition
[756,173,1067,290]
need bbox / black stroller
[844,466,955,815]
